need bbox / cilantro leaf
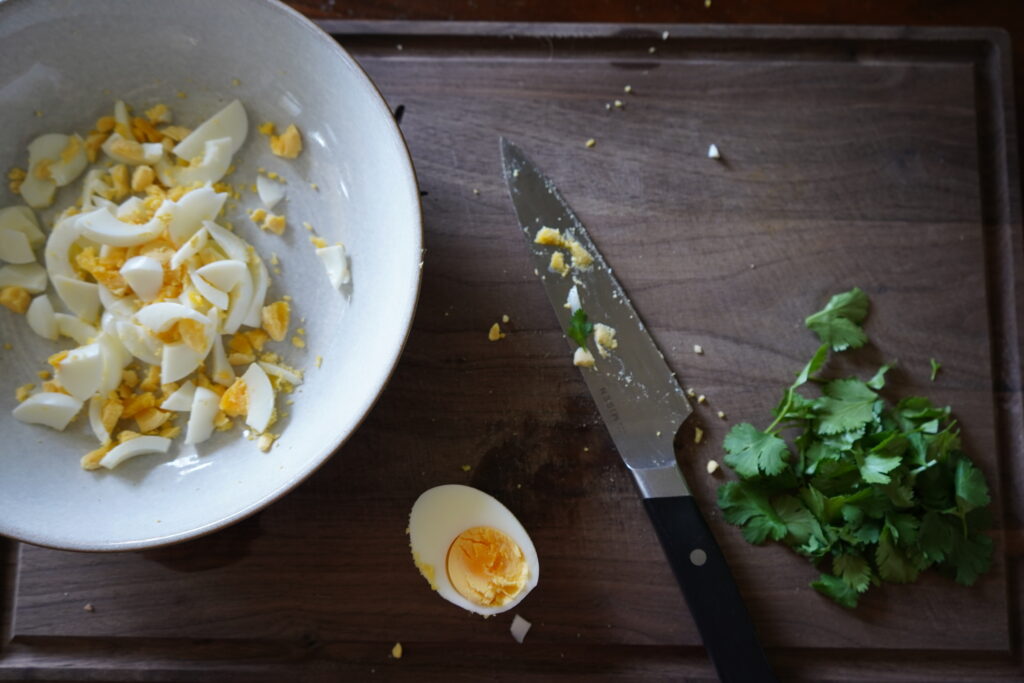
[717,481,788,544]
[857,452,902,485]
[816,379,878,435]
[876,529,920,583]
[723,423,790,478]
[918,511,955,563]
[811,573,860,608]
[773,495,822,546]
[930,358,941,381]
[954,457,991,513]
[566,308,593,348]
[834,553,872,593]
[945,530,992,586]
[867,364,891,390]
[804,287,869,351]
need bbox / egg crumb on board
[409,485,539,616]
[4,97,348,470]
[707,459,720,474]
[391,642,403,660]
[487,322,505,341]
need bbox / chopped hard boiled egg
[315,244,350,289]
[13,392,83,430]
[5,97,341,471]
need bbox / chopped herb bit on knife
[930,358,942,381]
[717,288,993,608]
[567,308,594,348]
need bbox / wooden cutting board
[2,23,1022,681]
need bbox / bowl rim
[0,0,423,552]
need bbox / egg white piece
[44,217,80,282]
[53,275,101,323]
[173,99,248,160]
[76,206,164,247]
[165,137,234,187]
[241,363,274,433]
[184,386,220,445]
[96,331,130,394]
[242,255,269,328]
[56,313,98,345]
[26,294,58,340]
[170,227,208,269]
[196,259,246,292]
[101,133,163,166]
[258,361,303,386]
[19,171,56,209]
[119,255,163,302]
[88,395,110,443]
[408,485,540,617]
[166,185,227,246]
[113,100,132,133]
[256,175,286,210]
[210,336,234,387]
[203,220,248,263]
[161,380,196,411]
[48,134,88,186]
[0,206,44,247]
[188,268,229,310]
[55,342,104,402]
[0,225,35,264]
[12,392,83,431]
[221,266,254,335]
[99,436,171,470]
[20,133,66,208]
[115,320,162,365]
[134,301,209,333]
[115,196,145,220]
[161,342,205,384]
[565,285,581,314]
[315,244,350,289]
[0,263,47,292]
[79,170,110,211]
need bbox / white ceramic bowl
[0,0,421,550]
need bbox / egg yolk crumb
[261,301,290,342]
[219,377,248,417]
[0,286,31,314]
[269,124,302,158]
[445,526,529,607]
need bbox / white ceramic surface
[0,0,421,550]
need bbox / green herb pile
[717,288,994,607]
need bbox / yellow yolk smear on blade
[446,526,529,608]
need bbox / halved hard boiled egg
[409,485,539,616]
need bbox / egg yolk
[446,526,529,607]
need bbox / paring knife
[500,138,776,683]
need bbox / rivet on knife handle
[501,137,776,682]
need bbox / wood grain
[2,24,1022,681]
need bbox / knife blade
[501,138,776,683]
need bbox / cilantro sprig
[717,288,993,608]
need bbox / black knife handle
[643,495,777,683]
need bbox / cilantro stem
[766,390,794,434]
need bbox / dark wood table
[3,4,1023,682]
[290,0,1024,164]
